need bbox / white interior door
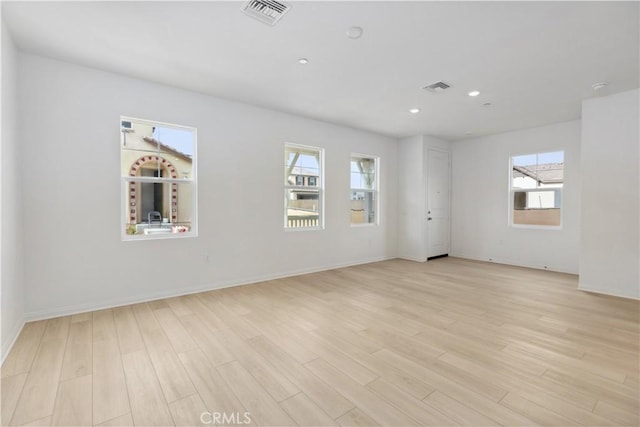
[427,149,451,259]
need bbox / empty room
[1,1,639,426]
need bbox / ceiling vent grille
[423,81,451,93]
[242,0,291,26]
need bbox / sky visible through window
[513,151,564,167]
[351,162,368,188]
[287,153,319,173]
[153,126,194,157]
[351,159,376,189]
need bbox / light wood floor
[2,257,639,426]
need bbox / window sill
[510,224,562,231]
[284,226,324,232]
[122,231,197,241]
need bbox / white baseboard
[1,318,25,365]
[449,252,578,275]
[397,255,427,262]
[577,284,640,300]
[24,255,395,322]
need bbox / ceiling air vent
[423,81,451,93]
[242,0,291,26]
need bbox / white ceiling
[3,1,638,140]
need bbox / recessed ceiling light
[346,26,363,39]
[409,108,420,114]
[468,90,480,97]
[298,58,309,65]
[592,82,609,91]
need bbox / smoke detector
[346,26,364,39]
[422,81,451,93]
[242,0,291,26]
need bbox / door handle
[428,217,433,221]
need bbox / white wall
[397,135,450,261]
[1,23,25,360]
[18,54,398,319]
[397,135,426,261]
[580,89,639,299]
[451,120,581,273]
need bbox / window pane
[513,190,561,226]
[285,147,320,186]
[350,158,376,189]
[512,154,537,167]
[512,151,564,189]
[538,151,564,165]
[351,191,376,224]
[285,189,319,228]
[122,120,194,179]
[124,181,193,236]
[121,117,196,240]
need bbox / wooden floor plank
[41,316,71,342]
[424,390,500,426]
[2,257,637,427]
[153,307,199,354]
[92,310,130,425]
[365,378,457,426]
[278,323,378,386]
[169,393,208,427]
[279,392,338,426]
[514,388,612,426]
[336,407,379,426]
[112,306,145,355]
[216,360,297,426]
[182,294,228,331]
[247,335,354,419]
[213,327,300,402]
[305,358,418,426]
[51,374,92,426]
[19,415,52,426]
[178,349,249,419]
[543,368,639,413]
[95,412,134,426]
[309,329,435,400]
[70,312,92,324]
[178,314,235,366]
[165,296,194,317]
[60,320,92,381]
[1,321,46,378]
[121,349,174,426]
[593,400,640,426]
[1,373,27,426]
[9,336,67,425]
[9,317,70,426]
[371,348,538,425]
[499,392,579,426]
[133,303,196,403]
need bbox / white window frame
[350,154,379,226]
[284,143,324,231]
[509,151,563,230]
[121,116,198,241]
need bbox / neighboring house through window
[285,143,323,229]
[510,151,564,227]
[121,117,196,239]
[350,154,378,225]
